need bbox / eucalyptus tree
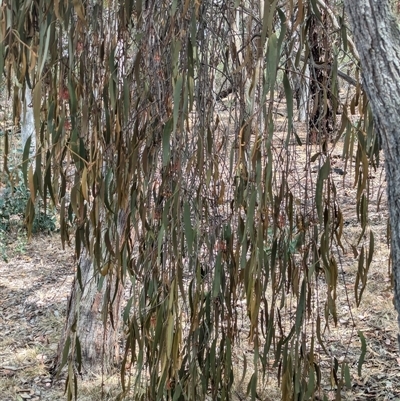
[1,0,382,400]
[344,0,400,344]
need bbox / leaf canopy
[0,0,383,399]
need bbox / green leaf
[183,201,193,255]
[166,310,174,359]
[171,0,178,15]
[344,363,351,389]
[157,224,165,262]
[45,150,56,205]
[0,43,4,85]
[295,278,306,335]
[68,80,77,117]
[283,73,293,147]
[316,314,328,354]
[316,157,330,222]
[366,230,374,270]
[59,335,71,374]
[123,297,133,324]
[123,78,130,124]
[163,118,173,167]
[212,252,222,298]
[246,188,257,240]
[311,152,321,163]
[358,330,367,376]
[173,74,183,133]
[310,0,322,21]
[22,135,32,187]
[104,168,114,213]
[33,82,41,138]
[340,16,348,53]
[305,365,315,399]
[75,336,82,374]
[355,246,365,306]
[265,33,278,96]
[38,24,51,77]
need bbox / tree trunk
[20,85,36,161]
[298,64,310,123]
[308,11,335,144]
[344,0,400,342]
[54,250,123,375]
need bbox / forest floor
[0,234,132,400]
[1,104,400,400]
[0,157,399,401]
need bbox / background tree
[344,0,400,344]
[0,0,385,399]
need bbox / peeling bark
[54,251,123,375]
[344,0,400,342]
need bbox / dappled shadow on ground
[0,234,74,400]
[0,201,400,400]
[0,235,130,401]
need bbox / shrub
[0,170,56,234]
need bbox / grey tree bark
[20,86,36,163]
[54,250,123,375]
[344,0,400,341]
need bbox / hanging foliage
[0,0,381,400]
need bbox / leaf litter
[0,109,399,401]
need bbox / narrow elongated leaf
[163,118,173,167]
[265,33,278,96]
[283,72,293,147]
[358,330,367,376]
[22,135,32,187]
[173,74,183,133]
[183,201,193,255]
[316,157,330,222]
[59,335,71,375]
[213,252,222,298]
[295,278,306,335]
[344,363,351,389]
